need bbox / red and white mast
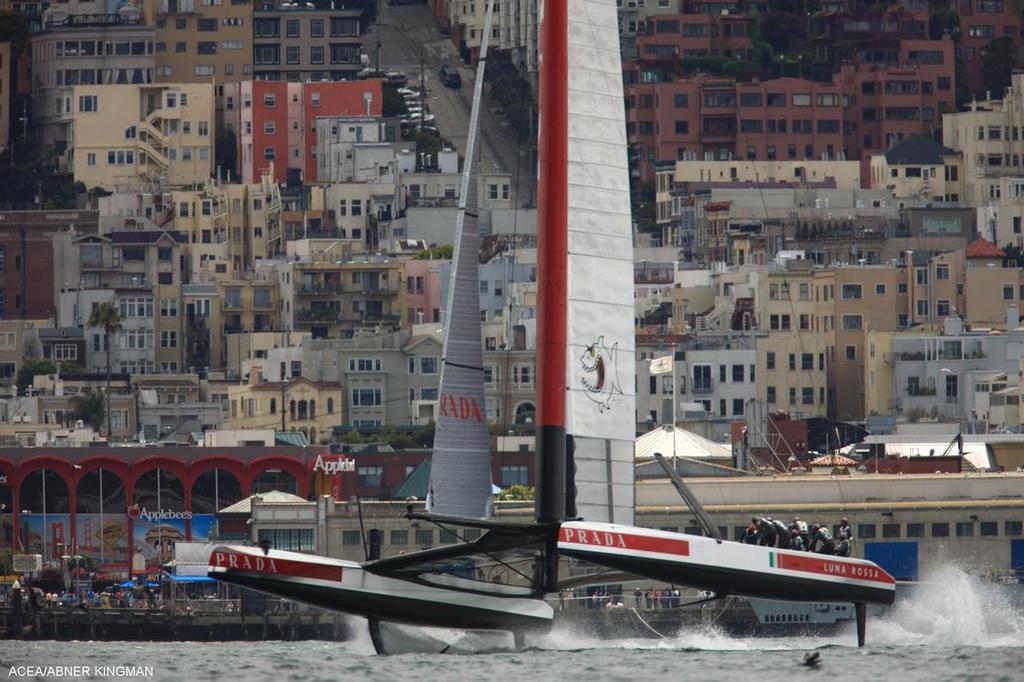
[535,0,570,525]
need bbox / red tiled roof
[965,238,1005,259]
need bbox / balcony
[297,282,343,296]
[297,308,347,323]
[359,284,400,296]
[222,298,244,311]
[361,313,402,324]
[905,386,936,397]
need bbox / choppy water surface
[2,566,1022,682]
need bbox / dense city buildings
[2,0,1024,591]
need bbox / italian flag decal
[769,552,775,568]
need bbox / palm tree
[87,301,123,438]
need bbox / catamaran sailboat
[209,0,894,649]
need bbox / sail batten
[427,1,497,519]
[563,0,637,525]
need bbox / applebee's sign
[312,454,355,475]
[127,504,192,522]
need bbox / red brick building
[956,0,1024,88]
[625,35,955,182]
[637,13,755,61]
[236,79,383,184]
[0,210,98,320]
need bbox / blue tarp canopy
[118,581,158,588]
[171,576,215,583]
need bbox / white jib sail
[427,1,498,518]
[564,0,637,524]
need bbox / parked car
[439,64,461,88]
[385,71,408,88]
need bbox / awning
[170,576,216,583]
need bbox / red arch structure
[0,446,325,555]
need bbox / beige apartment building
[672,159,862,191]
[227,376,341,445]
[755,265,828,420]
[274,256,407,339]
[151,0,253,84]
[942,73,1024,206]
[171,173,282,280]
[70,83,215,191]
[30,6,154,153]
[821,266,909,421]
[869,135,963,203]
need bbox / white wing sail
[564,0,636,524]
[427,1,497,518]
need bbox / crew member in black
[771,518,791,548]
[789,528,806,551]
[809,524,835,554]
[833,532,852,557]
[757,517,777,547]
[837,517,853,542]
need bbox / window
[1006,521,1023,536]
[732,398,744,415]
[766,386,776,404]
[160,331,178,348]
[845,345,856,361]
[257,529,313,552]
[500,465,529,487]
[931,522,949,537]
[875,283,886,295]
[906,523,924,538]
[801,353,813,370]
[732,364,744,382]
[160,298,178,317]
[352,388,382,406]
[841,284,863,299]
[415,529,433,546]
[882,523,901,538]
[858,524,877,539]
[420,357,439,374]
[980,522,998,536]
[311,46,324,64]
[390,529,408,545]
[955,521,974,537]
[342,530,362,545]
[1003,285,1015,300]
[357,465,383,487]
[766,352,775,370]
[842,315,863,330]
[286,19,299,37]
[78,95,98,112]
[264,146,276,160]
[802,387,813,405]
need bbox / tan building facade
[153,0,253,85]
[70,83,215,190]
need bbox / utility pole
[419,51,426,132]
[375,0,383,73]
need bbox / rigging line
[737,127,823,422]
[442,359,485,372]
[630,608,668,639]
[428,519,540,588]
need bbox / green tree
[16,358,84,393]
[416,245,453,260]
[981,37,1018,98]
[382,85,409,118]
[87,301,123,438]
[499,484,535,501]
[69,390,104,431]
[0,11,30,53]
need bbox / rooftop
[882,135,957,165]
[965,237,1005,259]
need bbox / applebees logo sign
[312,454,355,475]
[127,504,192,522]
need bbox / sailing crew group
[742,516,853,557]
